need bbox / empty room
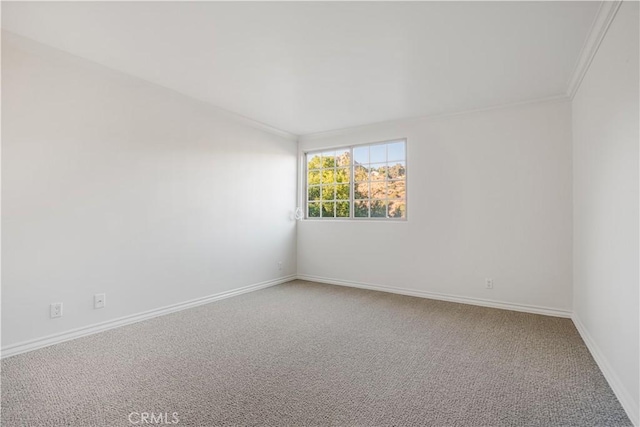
[1,1,638,426]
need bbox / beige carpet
[1,280,631,426]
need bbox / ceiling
[2,2,600,136]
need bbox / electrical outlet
[94,293,106,309]
[278,261,283,271]
[485,278,494,289]
[50,303,63,318]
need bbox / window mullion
[350,147,354,219]
[336,166,339,218]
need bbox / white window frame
[303,139,408,221]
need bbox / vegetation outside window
[305,140,406,219]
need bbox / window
[305,140,406,220]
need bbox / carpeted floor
[1,280,631,426]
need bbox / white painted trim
[1,275,296,359]
[3,29,576,142]
[208,105,297,142]
[297,274,572,318]
[298,95,569,142]
[572,313,639,426]
[566,0,623,99]
[1,30,298,141]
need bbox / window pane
[371,200,387,218]
[321,168,335,184]
[321,185,335,200]
[354,165,369,182]
[321,151,336,168]
[337,149,351,166]
[380,164,392,179]
[354,200,369,217]
[307,153,322,169]
[308,170,321,185]
[336,184,350,200]
[387,141,405,162]
[388,200,406,218]
[369,163,386,181]
[308,186,321,201]
[308,202,320,218]
[353,146,368,164]
[354,182,369,199]
[387,161,406,179]
[370,181,386,199]
[336,167,350,183]
[387,180,406,199]
[370,144,386,163]
[336,201,350,217]
[322,202,335,218]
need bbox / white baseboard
[1,275,296,359]
[296,274,572,318]
[572,313,639,426]
[4,273,635,425]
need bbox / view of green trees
[307,142,406,219]
[307,150,352,217]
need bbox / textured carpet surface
[1,280,631,427]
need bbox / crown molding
[2,30,299,142]
[566,0,623,99]
[299,94,569,142]
[209,105,299,142]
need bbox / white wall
[1,33,297,349]
[298,99,573,315]
[572,1,639,423]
